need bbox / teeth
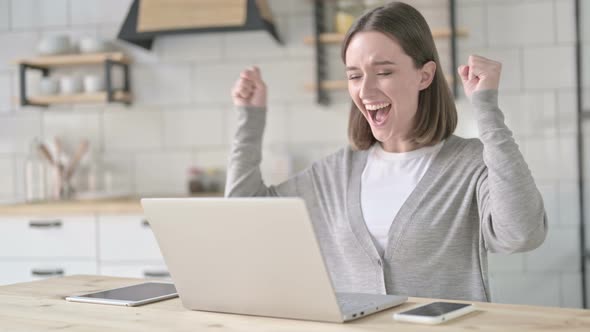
[364,103,390,111]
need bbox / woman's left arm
[458,55,548,253]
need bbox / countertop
[0,194,223,216]
[0,275,589,331]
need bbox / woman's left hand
[457,55,502,99]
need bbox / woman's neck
[380,139,425,153]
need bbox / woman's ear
[418,61,436,90]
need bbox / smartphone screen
[400,302,471,317]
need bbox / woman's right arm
[225,67,301,197]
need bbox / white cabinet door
[98,215,165,262]
[0,216,96,259]
[0,260,97,285]
[100,262,171,281]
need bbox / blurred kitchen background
[0,0,589,309]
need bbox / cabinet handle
[141,219,150,228]
[29,219,63,228]
[143,270,170,278]
[31,268,65,276]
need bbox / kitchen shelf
[27,91,132,105]
[14,52,131,67]
[14,52,132,107]
[303,27,469,45]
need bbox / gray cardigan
[225,90,547,302]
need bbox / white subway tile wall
[487,1,555,46]
[489,273,561,306]
[0,112,42,154]
[11,0,68,30]
[131,64,193,105]
[0,0,10,32]
[464,0,582,308]
[561,273,584,308]
[0,158,14,199]
[456,2,487,49]
[285,15,314,58]
[0,31,37,72]
[523,46,576,90]
[555,0,576,44]
[69,0,133,26]
[557,90,578,135]
[525,226,580,273]
[42,110,103,151]
[0,0,584,308]
[0,74,11,113]
[134,151,192,196]
[102,108,162,151]
[162,108,226,149]
[158,34,225,62]
[559,180,581,227]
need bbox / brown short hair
[341,2,457,150]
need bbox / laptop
[141,197,407,323]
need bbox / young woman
[226,2,547,302]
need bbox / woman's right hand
[231,66,267,108]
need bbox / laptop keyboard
[336,293,377,312]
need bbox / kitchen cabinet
[98,214,169,280]
[0,260,97,286]
[0,210,169,285]
[99,263,170,280]
[0,216,96,259]
[0,215,97,285]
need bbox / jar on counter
[24,138,47,202]
[187,167,205,195]
[335,0,364,34]
[203,168,225,194]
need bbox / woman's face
[345,31,435,147]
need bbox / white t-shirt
[361,140,445,254]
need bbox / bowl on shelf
[78,37,110,54]
[38,35,72,56]
[39,77,60,95]
[83,75,105,93]
[59,76,83,95]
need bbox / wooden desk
[0,275,589,331]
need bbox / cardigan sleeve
[224,106,308,198]
[473,90,548,253]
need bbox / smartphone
[65,282,178,307]
[393,301,474,324]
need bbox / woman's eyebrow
[372,60,396,66]
[346,60,397,71]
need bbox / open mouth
[365,103,391,127]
